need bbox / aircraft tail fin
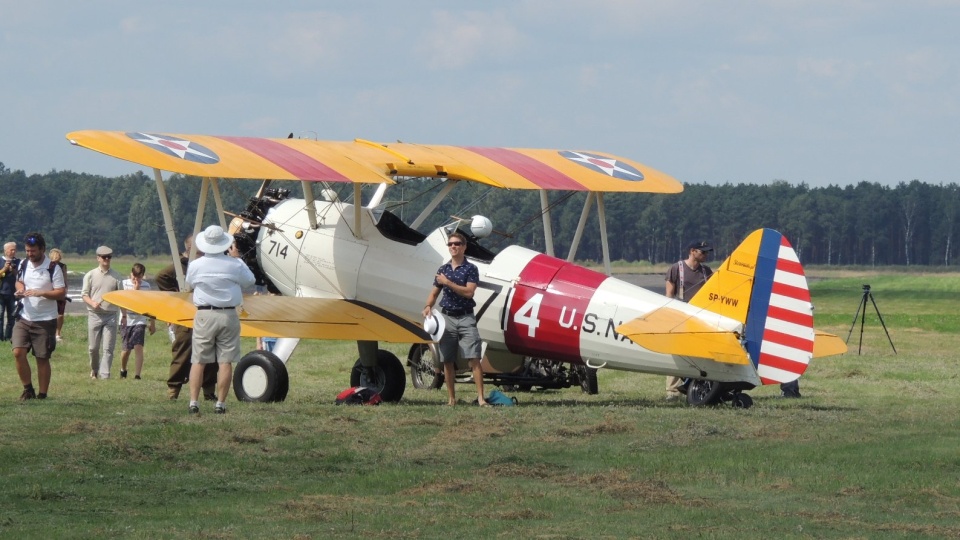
[688,228,816,384]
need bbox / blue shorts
[438,313,482,364]
[121,324,146,351]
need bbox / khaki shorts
[12,319,58,359]
[438,313,482,364]
[191,310,241,365]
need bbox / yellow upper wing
[66,131,683,194]
[103,290,431,343]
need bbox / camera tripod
[846,284,896,355]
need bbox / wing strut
[153,168,186,290]
[539,190,555,257]
[596,192,611,275]
[301,181,318,229]
[410,180,459,229]
[566,192,593,264]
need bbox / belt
[441,308,473,317]
[196,305,236,310]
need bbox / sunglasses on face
[25,236,40,247]
[99,255,112,260]
[447,242,464,247]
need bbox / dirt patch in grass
[554,470,699,507]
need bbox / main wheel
[686,379,725,406]
[575,364,599,395]
[350,349,406,402]
[408,344,443,390]
[233,350,289,402]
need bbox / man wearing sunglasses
[12,232,66,400]
[422,231,487,406]
[81,246,123,379]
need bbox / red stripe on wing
[465,147,586,191]
[219,136,352,181]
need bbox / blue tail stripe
[744,229,782,367]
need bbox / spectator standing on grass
[155,235,218,401]
[81,246,122,379]
[119,263,156,380]
[48,248,67,342]
[422,231,487,407]
[664,240,714,401]
[185,225,255,415]
[12,232,66,400]
[0,241,21,341]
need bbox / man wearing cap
[185,225,255,415]
[81,245,123,379]
[12,232,66,400]
[664,240,715,400]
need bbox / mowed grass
[1,273,959,539]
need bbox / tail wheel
[732,393,754,409]
[575,364,599,395]
[686,379,724,406]
[408,344,443,390]
[350,349,406,402]
[233,350,289,402]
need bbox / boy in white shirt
[119,263,156,379]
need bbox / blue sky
[2,1,958,187]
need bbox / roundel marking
[559,151,644,181]
[126,132,220,164]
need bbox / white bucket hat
[423,308,445,342]
[195,225,233,254]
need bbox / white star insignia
[130,133,217,162]
[565,151,643,179]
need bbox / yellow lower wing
[103,291,430,343]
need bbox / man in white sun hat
[185,225,255,415]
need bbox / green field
[1,272,958,539]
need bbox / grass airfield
[1,271,958,539]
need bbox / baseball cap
[688,241,713,252]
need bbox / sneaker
[214,405,226,414]
[90,371,97,380]
[134,375,142,380]
[37,393,47,400]
[188,405,200,415]
[665,392,682,402]
[56,335,63,343]
[120,370,128,379]
[203,391,217,402]
[19,388,36,401]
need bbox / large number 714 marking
[267,240,289,259]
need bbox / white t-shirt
[121,279,152,326]
[19,256,66,322]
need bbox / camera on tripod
[862,284,870,292]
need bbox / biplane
[67,130,847,408]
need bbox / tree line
[2,161,956,266]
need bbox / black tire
[233,350,289,403]
[732,393,754,409]
[350,349,406,402]
[686,379,725,407]
[575,364,599,395]
[408,344,443,390]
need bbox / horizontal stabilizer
[814,331,847,358]
[617,307,750,365]
[103,290,431,343]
